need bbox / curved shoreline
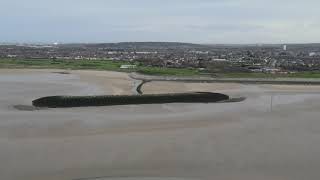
[130,72,320,85]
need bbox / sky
[1,0,320,44]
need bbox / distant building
[309,52,316,56]
[283,45,287,51]
[263,68,280,73]
[212,59,228,62]
[209,59,229,66]
[7,54,17,58]
[120,65,136,69]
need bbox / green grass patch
[2,58,320,78]
[0,58,199,75]
[137,67,199,76]
[216,73,279,78]
[216,72,320,78]
[0,58,126,71]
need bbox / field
[217,72,320,78]
[0,58,199,76]
[0,58,126,71]
[2,58,320,78]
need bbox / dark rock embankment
[32,92,230,108]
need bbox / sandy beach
[2,69,320,180]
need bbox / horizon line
[1,41,320,46]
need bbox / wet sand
[2,69,320,180]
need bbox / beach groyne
[32,92,229,108]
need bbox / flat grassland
[2,58,320,78]
[0,58,198,76]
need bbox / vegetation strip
[32,92,229,108]
[3,58,320,78]
[0,58,198,76]
[130,73,320,85]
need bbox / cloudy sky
[1,0,319,44]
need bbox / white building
[120,65,137,69]
[309,52,316,56]
[212,59,228,62]
[283,45,287,51]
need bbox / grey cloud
[1,0,320,43]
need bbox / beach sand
[2,69,320,180]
